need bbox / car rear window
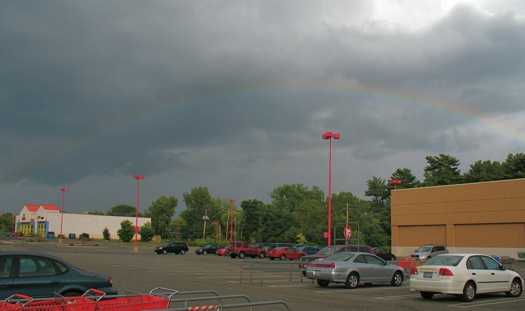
[424,255,463,266]
[325,252,355,261]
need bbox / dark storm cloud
[1,1,524,213]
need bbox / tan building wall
[391,178,525,258]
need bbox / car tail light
[410,267,418,275]
[438,268,454,276]
[109,278,114,285]
[308,262,335,268]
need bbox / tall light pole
[322,131,340,246]
[202,210,209,239]
[389,179,402,190]
[59,187,69,244]
[134,175,144,252]
[229,199,236,242]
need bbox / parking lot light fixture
[59,187,69,244]
[134,175,144,253]
[322,131,340,246]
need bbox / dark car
[154,241,189,255]
[373,247,396,261]
[296,245,320,255]
[195,244,223,255]
[0,251,117,299]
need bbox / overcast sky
[1,0,524,215]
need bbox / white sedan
[409,253,523,302]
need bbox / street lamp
[322,131,340,246]
[202,210,209,239]
[134,175,144,252]
[389,179,402,190]
[228,199,236,242]
[59,187,69,244]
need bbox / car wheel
[162,249,168,255]
[258,252,266,259]
[279,254,286,260]
[203,250,207,255]
[238,252,245,259]
[506,278,523,297]
[420,292,434,300]
[345,272,359,289]
[461,281,476,302]
[391,271,403,286]
[180,249,186,255]
[317,280,330,287]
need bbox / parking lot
[2,239,525,310]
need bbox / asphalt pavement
[1,239,524,311]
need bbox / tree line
[2,153,524,247]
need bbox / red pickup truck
[227,241,266,259]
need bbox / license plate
[423,272,433,278]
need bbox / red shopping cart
[94,287,177,311]
[0,293,95,311]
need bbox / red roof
[40,204,59,211]
[24,204,40,212]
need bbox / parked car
[0,251,117,299]
[227,241,266,259]
[296,245,320,255]
[154,241,189,255]
[266,247,307,260]
[215,247,228,256]
[299,244,375,275]
[409,253,523,302]
[264,243,293,250]
[195,244,223,255]
[306,252,405,288]
[410,244,448,261]
[373,247,396,261]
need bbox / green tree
[145,196,178,237]
[240,199,266,242]
[139,222,155,242]
[389,168,419,189]
[117,220,134,242]
[180,187,213,240]
[423,154,462,186]
[502,153,525,179]
[102,227,111,240]
[0,213,14,233]
[107,204,137,217]
[463,160,505,182]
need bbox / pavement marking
[449,297,525,308]
[375,294,421,300]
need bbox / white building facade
[15,204,151,240]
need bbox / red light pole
[389,179,402,190]
[134,175,144,252]
[322,131,340,246]
[59,187,69,244]
[228,199,236,242]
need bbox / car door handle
[491,273,496,275]
[471,273,477,275]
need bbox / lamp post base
[58,237,62,244]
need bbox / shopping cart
[0,292,95,311]
[94,287,177,311]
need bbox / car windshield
[424,255,463,266]
[325,252,355,261]
[415,246,433,252]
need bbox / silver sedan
[305,252,405,288]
